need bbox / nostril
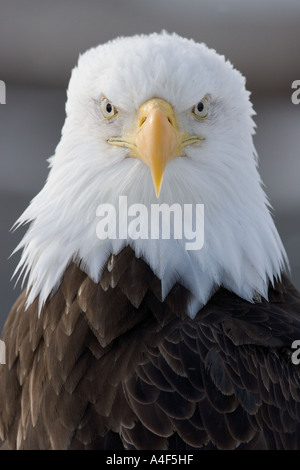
[167,117,172,125]
[140,116,147,127]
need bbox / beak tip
[154,177,163,199]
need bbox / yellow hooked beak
[108,98,203,197]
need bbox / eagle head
[13,32,288,316]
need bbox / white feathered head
[13,32,288,316]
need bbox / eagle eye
[100,97,118,120]
[191,96,209,120]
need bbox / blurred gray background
[0,0,299,331]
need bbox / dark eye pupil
[106,103,112,113]
[197,102,204,113]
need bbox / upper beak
[108,98,202,197]
[134,99,179,197]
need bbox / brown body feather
[1,247,300,449]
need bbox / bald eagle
[1,32,300,450]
